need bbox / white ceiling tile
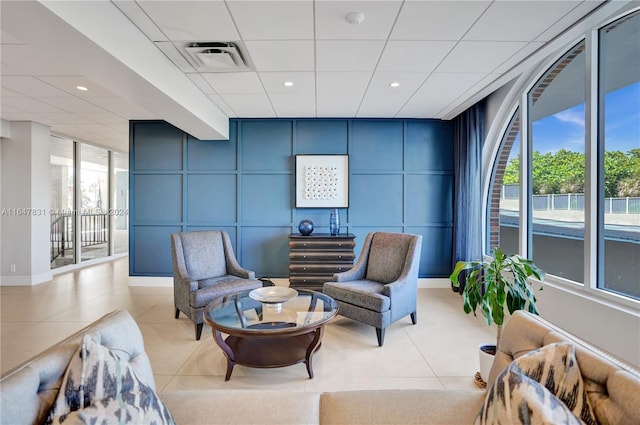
[0,86,25,98]
[0,104,22,113]
[0,44,76,76]
[0,111,47,123]
[0,30,23,44]
[357,93,412,117]
[74,123,114,133]
[419,73,487,95]
[0,62,21,76]
[391,1,491,41]
[207,95,237,117]
[316,72,371,96]
[315,1,402,40]
[38,112,97,125]
[464,1,580,42]
[367,72,426,94]
[377,41,456,72]
[40,98,108,114]
[87,97,157,119]
[244,40,314,71]
[259,72,315,94]
[37,76,115,98]
[136,1,239,41]
[268,94,316,117]
[227,0,313,40]
[156,42,197,73]
[201,72,264,94]
[77,111,127,124]
[0,0,615,146]
[316,94,361,117]
[112,1,168,42]
[398,92,458,118]
[436,41,527,73]
[2,97,66,113]
[186,73,216,95]
[494,41,546,74]
[220,94,275,117]
[1,76,72,97]
[316,40,385,71]
[536,2,602,42]
[105,122,130,133]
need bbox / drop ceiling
[0,1,616,152]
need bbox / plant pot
[478,343,497,384]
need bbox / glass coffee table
[204,288,338,381]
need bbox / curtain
[452,100,485,292]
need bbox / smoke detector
[345,12,365,25]
[183,42,251,71]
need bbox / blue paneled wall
[130,118,454,278]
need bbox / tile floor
[1,257,495,394]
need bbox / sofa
[1,309,638,425]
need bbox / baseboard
[129,276,173,287]
[0,271,53,286]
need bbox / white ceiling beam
[1,0,229,140]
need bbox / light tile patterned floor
[1,257,495,394]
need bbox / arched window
[486,8,639,300]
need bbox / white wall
[0,121,52,285]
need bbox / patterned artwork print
[304,165,339,201]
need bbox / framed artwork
[295,155,349,208]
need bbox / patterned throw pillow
[476,342,598,425]
[47,334,175,425]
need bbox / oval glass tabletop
[204,288,338,334]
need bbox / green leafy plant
[450,247,544,347]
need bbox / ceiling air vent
[184,42,250,71]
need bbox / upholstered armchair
[171,230,262,340]
[323,232,422,346]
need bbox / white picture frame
[295,155,349,208]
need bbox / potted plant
[449,247,544,385]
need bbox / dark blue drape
[452,101,485,291]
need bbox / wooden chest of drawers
[288,233,356,291]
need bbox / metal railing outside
[50,211,109,262]
[501,184,638,214]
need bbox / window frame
[484,5,640,310]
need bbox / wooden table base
[213,326,324,380]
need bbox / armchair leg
[410,311,417,325]
[195,323,204,341]
[175,307,180,319]
[376,328,385,347]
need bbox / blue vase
[298,219,314,236]
[329,209,340,236]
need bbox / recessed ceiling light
[284,81,294,87]
[390,82,400,88]
[76,85,88,91]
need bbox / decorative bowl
[298,219,314,236]
[249,287,298,304]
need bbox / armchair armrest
[333,266,365,282]
[227,262,255,279]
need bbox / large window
[529,42,586,283]
[49,141,128,268]
[488,8,639,301]
[599,11,640,298]
[50,137,75,269]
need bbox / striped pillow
[47,334,175,425]
[476,342,598,425]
